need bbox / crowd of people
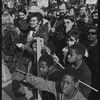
[2,0,99,100]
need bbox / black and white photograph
[2,0,99,100]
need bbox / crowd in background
[2,0,99,100]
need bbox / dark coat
[67,60,91,99]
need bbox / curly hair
[27,12,43,24]
[62,67,79,82]
[2,25,20,56]
[39,54,54,67]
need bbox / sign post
[35,37,44,100]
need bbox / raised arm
[25,74,57,97]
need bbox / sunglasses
[88,32,97,35]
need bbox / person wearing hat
[28,5,45,17]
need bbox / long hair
[2,25,21,56]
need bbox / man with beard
[50,2,68,36]
[49,2,68,60]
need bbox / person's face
[92,13,98,25]
[10,2,14,8]
[83,16,89,23]
[30,0,37,6]
[92,13,98,19]
[66,36,77,47]
[67,48,78,64]
[87,29,97,41]
[32,43,37,53]
[80,7,86,15]
[60,75,75,95]
[29,17,40,28]
[39,61,49,75]
[56,11,60,18]
[80,0,84,5]
[59,4,67,17]
[69,8,75,16]
[52,11,57,18]
[64,19,74,30]
[18,12,26,20]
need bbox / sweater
[27,76,87,100]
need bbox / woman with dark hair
[2,12,20,83]
[52,15,78,64]
[55,15,77,46]
[63,15,77,34]
[2,12,21,57]
[14,8,29,44]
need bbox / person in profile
[66,44,91,99]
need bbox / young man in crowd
[25,67,87,100]
[66,44,91,99]
[39,54,62,100]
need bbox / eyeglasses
[88,32,97,35]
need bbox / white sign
[86,0,97,4]
[37,0,49,8]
